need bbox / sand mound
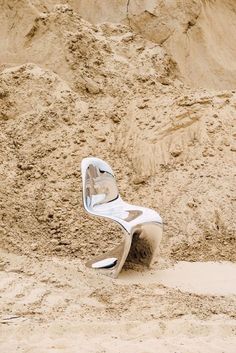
[0,1,236,352]
[0,2,235,263]
[131,0,236,89]
[64,0,236,89]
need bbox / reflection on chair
[81,157,163,278]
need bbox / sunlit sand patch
[119,261,236,296]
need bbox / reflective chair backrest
[83,159,119,212]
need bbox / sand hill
[0,1,236,352]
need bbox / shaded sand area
[0,1,236,352]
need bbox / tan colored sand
[1,250,236,352]
[67,0,236,89]
[120,261,236,296]
[0,1,236,352]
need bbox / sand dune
[0,1,236,352]
[63,0,236,89]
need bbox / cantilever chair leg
[81,157,163,278]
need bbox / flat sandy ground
[0,1,236,352]
[1,250,236,353]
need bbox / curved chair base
[85,222,162,278]
[81,157,163,278]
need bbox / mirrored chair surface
[81,157,163,278]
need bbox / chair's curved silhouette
[81,157,163,278]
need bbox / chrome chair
[81,157,163,278]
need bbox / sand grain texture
[0,1,236,352]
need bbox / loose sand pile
[0,1,236,352]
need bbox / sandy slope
[0,1,236,352]
[65,0,236,89]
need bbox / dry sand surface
[0,1,236,352]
